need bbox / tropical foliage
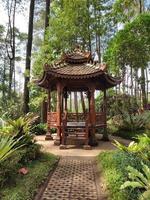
[99,134,150,200]
[121,163,150,200]
[0,135,23,162]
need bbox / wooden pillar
[54,82,62,145]
[89,86,96,126]
[41,97,47,123]
[102,89,109,141]
[80,92,86,114]
[64,90,68,111]
[45,89,53,140]
[74,92,78,121]
[84,86,96,149]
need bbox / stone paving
[41,157,101,200]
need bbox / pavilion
[37,49,122,149]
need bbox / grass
[0,153,58,200]
[97,151,127,200]
[97,151,142,200]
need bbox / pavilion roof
[44,62,106,79]
[37,50,122,90]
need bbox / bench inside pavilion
[37,49,121,149]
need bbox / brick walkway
[41,157,102,200]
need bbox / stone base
[45,134,53,140]
[83,145,92,150]
[54,137,60,145]
[101,135,109,141]
[59,145,67,149]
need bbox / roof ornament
[95,63,107,71]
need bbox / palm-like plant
[113,134,150,161]
[121,162,150,200]
[7,113,38,146]
[0,135,24,162]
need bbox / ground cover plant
[98,134,150,200]
[0,114,58,200]
[0,153,58,200]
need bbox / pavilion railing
[95,112,106,127]
[47,112,57,127]
[47,111,106,127]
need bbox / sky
[0,3,29,92]
[0,3,29,33]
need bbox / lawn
[0,153,58,200]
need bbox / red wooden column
[84,86,96,149]
[102,89,109,141]
[89,86,96,126]
[64,90,68,111]
[54,82,62,145]
[45,89,53,140]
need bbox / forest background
[0,0,150,121]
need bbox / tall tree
[104,13,150,107]
[45,0,50,32]
[23,0,35,113]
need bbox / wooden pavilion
[37,49,121,149]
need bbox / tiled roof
[44,63,106,78]
[63,51,91,63]
[37,50,122,89]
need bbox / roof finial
[74,44,82,53]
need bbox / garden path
[35,135,131,200]
[36,134,130,157]
[40,156,107,200]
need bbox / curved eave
[104,73,122,89]
[37,70,122,90]
[46,70,104,79]
[37,71,50,89]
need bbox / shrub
[0,153,58,200]
[121,162,150,200]
[20,143,41,164]
[98,151,143,200]
[0,135,24,163]
[32,123,47,135]
[0,151,22,188]
[113,134,150,162]
[108,111,150,140]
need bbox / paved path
[41,157,105,200]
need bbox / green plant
[113,134,150,161]
[0,151,22,188]
[121,162,150,200]
[20,143,41,163]
[98,151,143,200]
[32,123,47,135]
[7,113,38,146]
[0,135,24,163]
[0,153,58,200]
[113,140,139,153]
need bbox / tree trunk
[145,67,149,105]
[6,0,17,98]
[23,0,35,114]
[45,0,50,33]
[141,67,147,108]
[130,66,133,96]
